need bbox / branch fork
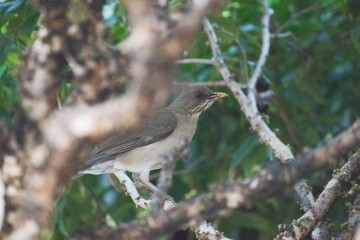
[178,1,294,162]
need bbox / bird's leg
[132,171,175,204]
[113,171,150,209]
[132,171,157,192]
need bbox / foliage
[0,0,39,124]
[1,0,360,239]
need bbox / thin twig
[277,4,324,33]
[271,96,304,150]
[213,25,250,82]
[247,0,273,110]
[57,96,62,111]
[149,156,205,181]
[259,90,274,100]
[294,180,315,212]
[177,58,214,65]
[186,80,247,88]
[235,39,250,82]
[202,15,294,161]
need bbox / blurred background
[1,0,360,239]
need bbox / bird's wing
[81,109,177,169]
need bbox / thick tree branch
[196,221,231,240]
[277,151,360,240]
[294,180,330,239]
[19,22,67,122]
[2,0,218,239]
[44,96,142,149]
[0,171,4,231]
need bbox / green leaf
[58,220,69,237]
[230,135,259,169]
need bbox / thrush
[74,85,228,202]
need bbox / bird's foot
[113,171,150,209]
[134,196,151,209]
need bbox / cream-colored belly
[113,113,199,173]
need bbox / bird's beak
[211,92,229,100]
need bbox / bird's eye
[195,91,204,99]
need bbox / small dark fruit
[256,76,270,93]
[257,100,269,114]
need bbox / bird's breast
[113,113,200,172]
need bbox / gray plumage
[80,109,177,172]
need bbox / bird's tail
[71,172,85,180]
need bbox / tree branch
[177,58,215,65]
[277,4,324,33]
[277,151,360,240]
[294,180,315,212]
[2,0,219,239]
[98,119,360,240]
[247,0,273,110]
[294,180,330,239]
[335,193,360,240]
[0,171,4,231]
[202,16,294,161]
[271,96,304,150]
[180,80,248,88]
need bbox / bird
[73,85,228,202]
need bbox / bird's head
[171,85,228,114]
